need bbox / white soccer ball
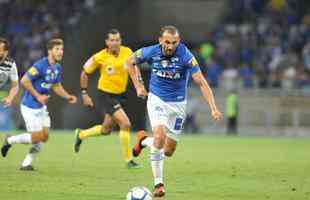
[126,186,152,200]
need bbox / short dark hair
[0,37,10,51]
[106,29,121,39]
[160,25,180,36]
[46,38,64,50]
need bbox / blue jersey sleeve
[184,47,201,74]
[27,63,43,81]
[134,46,153,65]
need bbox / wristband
[81,89,88,95]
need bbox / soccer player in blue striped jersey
[126,26,222,197]
[1,38,77,170]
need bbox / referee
[74,29,144,169]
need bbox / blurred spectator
[203,0,310,89]
[221,66,238,91]
[225,91,238,135]
[199,42,214,64]
[282,65,296,89]
[206,60,223,88]
[302,41,310,71]
[239,63,255,88]
[269,0,287,11]
[296,63,310,88]
[1,0,96,72]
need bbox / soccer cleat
[127,160,142,169]
[1,135,11,157]
[74,129,83,153]
[153,183,165,198]
[132,131,147,157]
[20,165,35,171]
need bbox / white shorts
[21,104,51,132]
[147,93,186,141]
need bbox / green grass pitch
[0,131,309,200]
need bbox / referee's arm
[80,56,98,107]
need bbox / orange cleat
[132,130,147,157]
[153,183,165,198]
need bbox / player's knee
[164,148,175,157]
[41,132,49,142]
[154,134,166,149]
[31,131,48,143]
[101,126,112,135]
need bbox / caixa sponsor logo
[153,69,181,79]
[41,82,53,89]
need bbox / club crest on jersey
[45,69,57,81]
[161,60,169,68]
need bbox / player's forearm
[80,71,89,89]
[53,84,71,99]
[127,62,144,90]
[135,66,145,85]
[7,82,19,100]
[200,81,218,111]
[21,76,41,99]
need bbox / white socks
[7,133,31,144]
[141,137,154,147]
[150,145,164,186]
[21,143,42,167]
[142,136,164,186]
[6,133,42,167]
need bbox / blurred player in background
[127,26,222,197]
[74,29,144,169]
[1,38,77,170]
[0,37,19,107]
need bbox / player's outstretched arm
[52,83,77,104]
[192,71,222,121]
[21,75,49,105]
[126,55,147,98]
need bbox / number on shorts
[174,118,183,131]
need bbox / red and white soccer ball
[126,186,152,200]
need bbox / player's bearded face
[106,33,121,53]
[159,32,180,56]
[0,43,8,61]
[50,45,64,62]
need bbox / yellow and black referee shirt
[83,46,133,94]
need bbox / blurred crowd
[0,0,96,73]
[197,0,310,90]
[1,0,310,91]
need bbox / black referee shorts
[97,91,127,116]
